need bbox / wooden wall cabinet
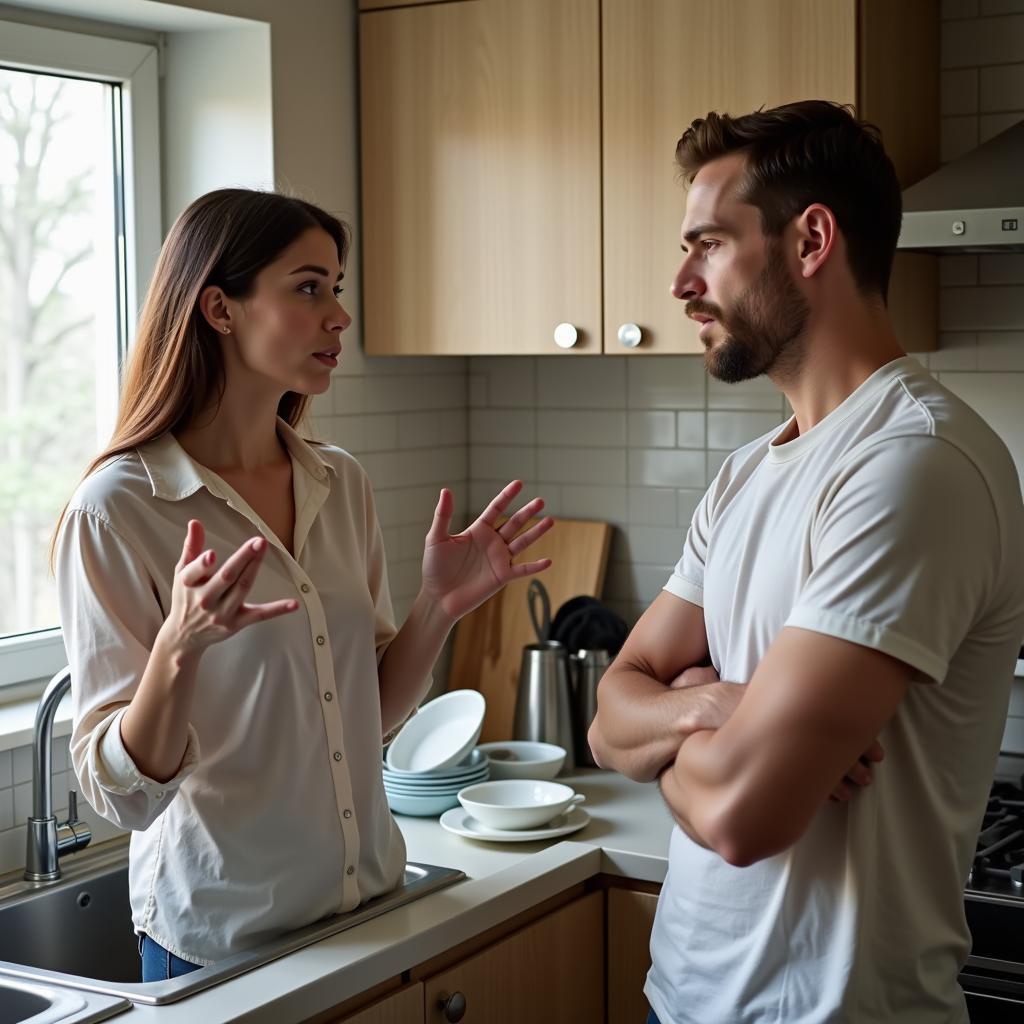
[360,0,937,356]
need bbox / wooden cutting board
[447,517,612,742]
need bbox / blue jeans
[647,1011,661,1024]
[139,933,203,982]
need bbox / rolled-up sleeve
[56,507,200,831]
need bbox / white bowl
[385,690,486,773]
[478,741,566,780]
[383,748,489,782]
[457,779,585,831]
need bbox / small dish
[478,741,566,780]
[383,772,487,797]
[386,789,461,817]
[457,779,585,830]
[439,805,590,843]
[385,690,486,773]
[383,747,489,782]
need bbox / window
[0,20,160,691]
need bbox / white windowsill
[0,694,72,754]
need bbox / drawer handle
[438,990,467,1021]
[618,322,642,348]
[553,322,578,349]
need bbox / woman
[52,188,552,982]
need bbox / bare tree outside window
[0,68,120,638]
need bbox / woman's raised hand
[161,519,300,656]
[420,481,554,623]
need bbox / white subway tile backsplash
[980,110,1024,141]
[559,485,629,523]
[940,254,979,287]
[331,376,365,415]
[941,13,1024,68]
[0,750,10,789]
[537,357,626,409]
[475,357,536,408]
[929,332,979,370]
[627,411,676,448]
[628,487,678,527]
[676,412,706,449]
[940,286,1024,330]
[706,450,732,480]
[468,373,487,408]
[13,747,31,786]
[616,525,685,565]
[538,410,626,448]
[707,411,783,450]
[627,357,705,410]
[537,447,626,486]
[13,782,31,824]
[941,68,980,114]
[470,445,536,482]
[976,331,1024,369]
[979,62,1024,110]
[470,410,536,446]
[0,789,12,831]
[939,372,1024,482]
[677,489,704,527]
[628,449,705,488]
[363,374,465,413]
[940,114,980,160]
[942,0,979,19]
[980,254,1024,285]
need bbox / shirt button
[316,635,326,646]
[300,583,310,593]
[333,751,343,762]
[343,809,352,819]
[346,865,355,876]
[324,692,333,701]
[155,792,164,800]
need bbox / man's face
[671,152,809,383]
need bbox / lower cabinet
[320,883,662,1024]
[336,984,424,1024]
[422,891,604,1024]
[607,888,661,1024]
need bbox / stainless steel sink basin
[0,974,128,1024]
[0,840,464,1006]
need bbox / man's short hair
[675,100,902,301]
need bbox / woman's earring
[222,327,230,334]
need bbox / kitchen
[1,0,1024,1022]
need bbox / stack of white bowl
[383,749,489,816]
[383,690,488,817]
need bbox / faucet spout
[24,666,90,883]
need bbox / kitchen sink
[0,974,128,1024]
[0,840,464,1006]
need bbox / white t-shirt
[645,357,1024,1024]
[58,419,409,965]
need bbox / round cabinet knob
[439,991,467,1022]
[618,322,643,348]
[553,322,579,349]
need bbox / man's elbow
[687,798,801,868]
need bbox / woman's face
[225,226,351,395]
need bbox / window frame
[0,19,161,693]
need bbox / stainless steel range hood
[897,119,1024,253]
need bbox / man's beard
[688,241,809,384]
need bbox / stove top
[967,777,1024,902]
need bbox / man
[589,100,1024,1024]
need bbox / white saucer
[439,805,590,843]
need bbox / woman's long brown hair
[48,188,350,571]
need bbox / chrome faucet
[24,666,91,883]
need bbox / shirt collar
[138,417,335,501]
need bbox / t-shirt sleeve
[785,436,1000,684]
[57,508,200,831]
[664,484,714,607]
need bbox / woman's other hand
[160,519,300,657]
[420,481,554,623]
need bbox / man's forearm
[588,666,741,783]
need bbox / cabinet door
[607,888,660,1024]
[335,984,424,1024]
[423,892,604,1023]
[602,0,858,354]
[360,0,602,356]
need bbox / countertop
[123,769,672,1023]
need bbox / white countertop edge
[599,847,669,886]
[126,842,604,1024]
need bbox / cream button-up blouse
[56,419,408,965]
